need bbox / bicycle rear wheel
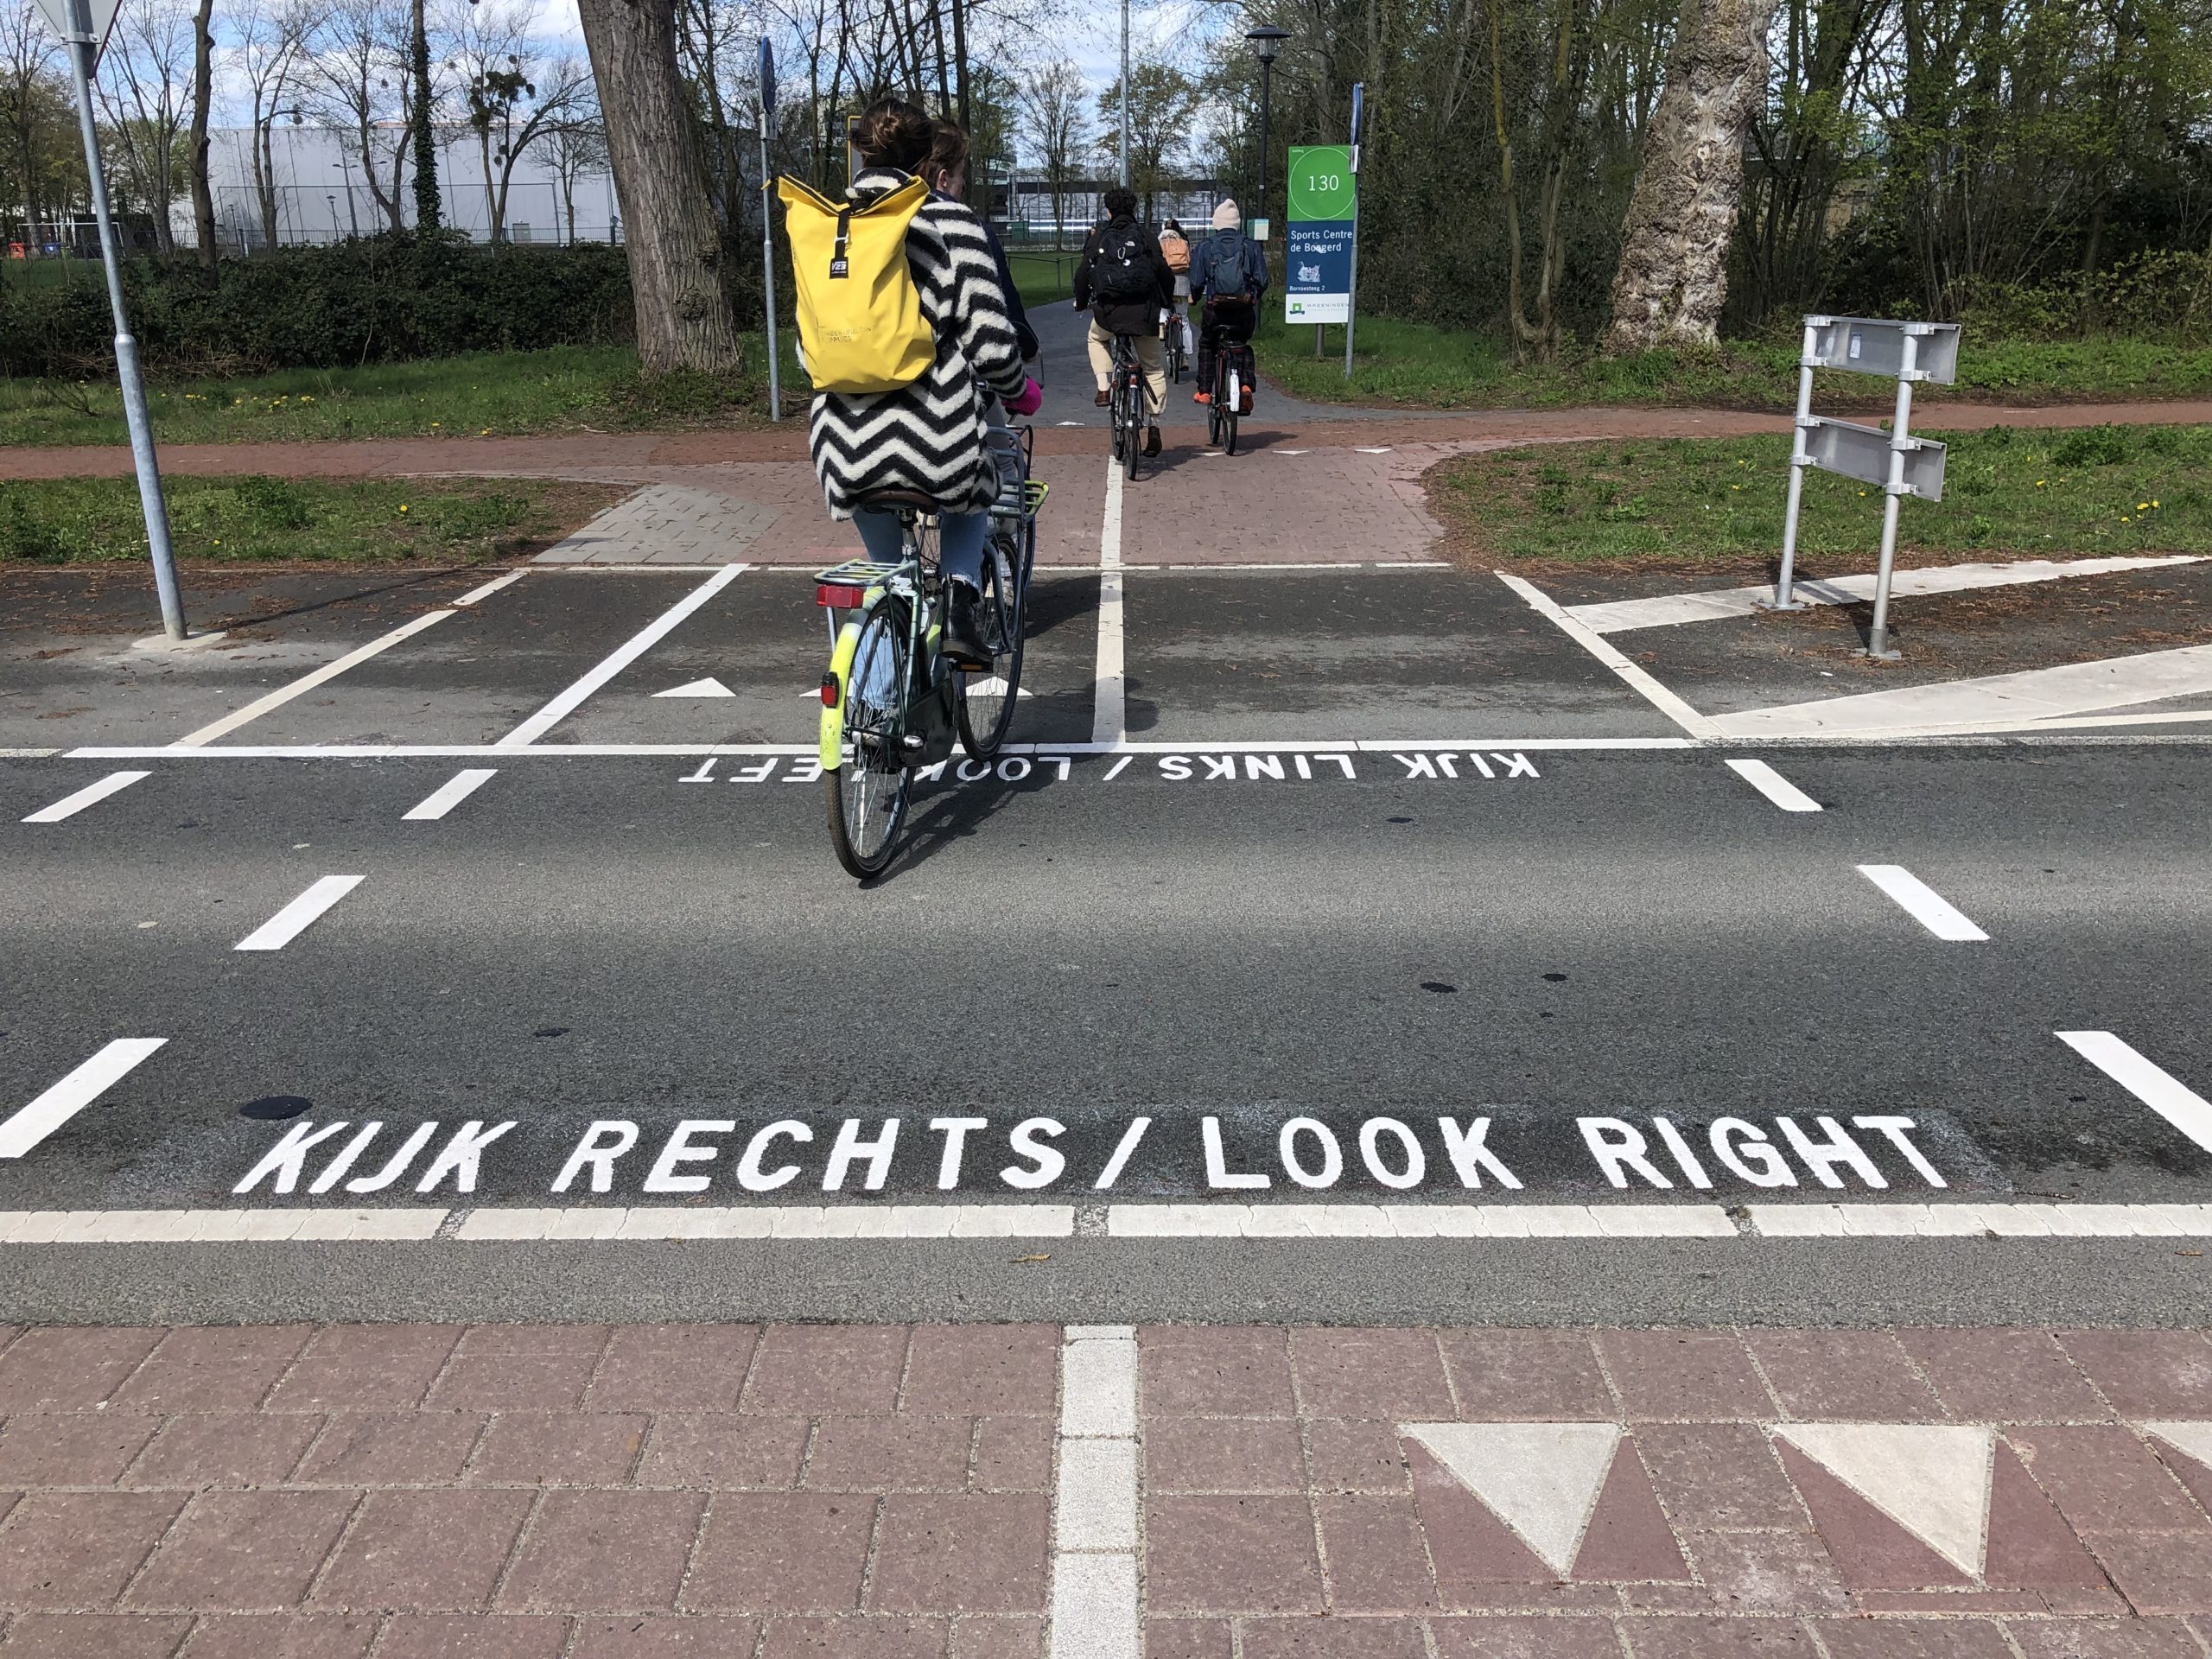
[826,601,912,880]
[1122,369,1142,481]
[957,529,1026,758]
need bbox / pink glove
[1007,377,1044,417]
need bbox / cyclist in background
[1188,198,1268,405]
[1160,217,1192,361]
[1074,187,1173,457]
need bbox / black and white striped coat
[808,168,1028,519]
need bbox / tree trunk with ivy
[574,0,740,373]
[1602,0,1778,353]
[189,0,217,270]
[410,0,440,231]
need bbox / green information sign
[1285,145,1356,325]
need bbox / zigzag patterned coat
[809,168,1029,519]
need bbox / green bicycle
[815,434,1047,880]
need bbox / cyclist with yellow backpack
[777,99,1041,667]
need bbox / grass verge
[1259,313,2212,411]
[0,474,626,564]
[1431,422,2212,567]
[0,334,807,447]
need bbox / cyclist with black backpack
[1073,187,1174,458]
[1189,199,1268,409]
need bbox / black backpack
[1090,221,1157,303]
[1201,232,1253,301]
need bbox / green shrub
[0,234,661,377]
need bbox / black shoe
[1144,425,1162,457]
[944,582,993,669]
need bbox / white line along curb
[1050,1324,1141,1659]
[2,1203,2209,1245]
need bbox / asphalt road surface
[3,556,2209,1330]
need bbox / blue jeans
[854,507,988,588]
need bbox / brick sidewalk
[0,1323,2208,1657]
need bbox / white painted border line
[174,609,454,748]
[0,1208,445,1242]
[2,1201,2207,1243]
[1092,457,1127,748]
[1495,571,1727,741]
[0,748,61,759]
[1108,1203,1737,1238]
[1748,1202,2212,1237]
[235,875,364,951]
[1726,758,1821,813]
[1857,864,1989,941]
[452,568,529,607]
[1049,1324,1141,1659]
[496,563,747,748]
[2057,1032,2212,1154]
[0,1039,168,1160]
[22,770,150,823]
[455,1204,1077,1240]
[403,768,497,822]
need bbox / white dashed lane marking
[1726,758,1821,813]
[2057,1032,2212,1154]
[402,769,498,822]
[21,770,150,823]
[235,875,364,951]
[1050,1324,1141,1659]
[0,1039,168,1159]
[1856,864,1989,941]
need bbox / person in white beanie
[1187,198,1268,404]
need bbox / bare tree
[1096,60,1195,222]
[1603,0,1779,351]
[229,0,307,248]
[573,0,738,371]
[2,0,63,231]
[92,0,194,254]
[297,0,416,232]
[464,49,588,240]
[543,102,606,241]
[188,0,214,263]
[1017,56,1084,245]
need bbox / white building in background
[197,123,619,251]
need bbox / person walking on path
[1188,198,1268,405]
[1074,187,1174,457]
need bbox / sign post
[1767,315,1960,659]
[756,38,781,422]
[1283,144,1355,334]
[1343,84,1363,381]
[37,0,188,641]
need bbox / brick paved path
[1,1322,2209,1657]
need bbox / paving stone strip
[0,1323,2206,1656]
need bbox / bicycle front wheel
[826,601,913,880]
[957,530,1026,758]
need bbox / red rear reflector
[817,582,866,608]
[819,676,840,708]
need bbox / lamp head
[1245,24,1290,63]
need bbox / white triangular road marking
[1400,1422,1619,1576]
[655,677,736,698]
[1775,1424,1993,1578]
[965,676,1033,698]
[2145,1422,2212,1475]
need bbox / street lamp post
[1118,0,1129,188]
[1245,24,1289,241]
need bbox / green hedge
[0,234,740,378]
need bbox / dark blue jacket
[1189,231,1268,303]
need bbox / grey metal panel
[1805,316,1961,385]
[1804,416,1948,501]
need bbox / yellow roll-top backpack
[776,175,938,394]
